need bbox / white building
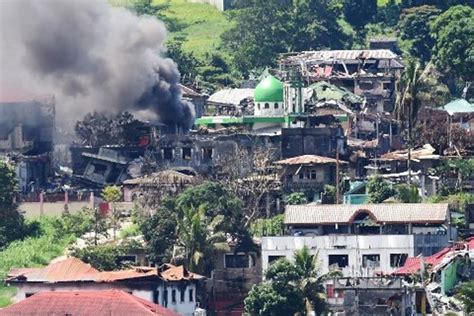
[7,257,205,316]
[262,203,453,277]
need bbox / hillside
[153,0,231,58]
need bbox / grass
[0,217,75,307]
[153,0,231,58]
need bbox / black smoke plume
[0,0,194,130]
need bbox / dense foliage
[456,281,474,313]
[250,214,284,237]
[367,175,395,203]
[221,0,349,73]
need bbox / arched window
[274,103,278,109]
[264,103,269,109]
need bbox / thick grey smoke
[0,0,194,130]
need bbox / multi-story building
[261,203,454,277]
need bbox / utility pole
[336,148,340,204]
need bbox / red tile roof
[275,154,348,165]
[0,290,179,316]
[392,238,474,276]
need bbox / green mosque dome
[254,75,284,102]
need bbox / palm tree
[175,206,229,274]
[294,246,342,316]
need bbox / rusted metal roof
[284,203,449,225]
[0,290,179,316]
[160,264,205,282]
[379,144,439,162]
[208,88,254,105]
[7,258,204,284]
[275,154,348,165]
[123,170,197,186]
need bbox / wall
[261,235,415,277]
[188,0,232,11]
[158,283,198,316]
[281,127,341,158]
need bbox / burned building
[0,96,55,192]
[279,49,404,114]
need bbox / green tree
[139,200,177,265]
[244,283,288,316]
[456,281,474,313]
[0,161,30,249]
[101,185,122,240]
[396,184,421,203]
[222,0,347,73]
[397,6,441,63]
[174,206,229,274]
[367,175,395,203]
[166,36,200,85]
[431,5,474,83]
[250,214,284,237]
[344,0,377,30]
[286,192,308,205]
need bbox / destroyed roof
[310,81,364,105]
[275,154,348,165]
[0,290,179,316]
[347,137,378,149]
[392,238,474,276]
[282,49,399,63]
[82,148,129,164]
[378,144,439,162]
[208,88,254,105]
[7,257,204,284]
[159,264,205,282]
[443,99,474,115]
[123,169,196,185]
[178,83,206,98]
[284,203,449,225]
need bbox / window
[358,81,374,90]
[25,293,35,298]
[180,289,185,302]
[274,103,279,109]
[310,169,317,180]
[328,255,349,268]
[153,290,159,304]
[268,255,285,264]
[202,147,213,160]
[171,289,176,303]
[92,163,107,176]
[382,81,392,90]
[163,148,173,160]
[362,254,380,268]
[264,103,269,109]
[299,172,304,179]
[189,289,194,302]
[163,290,168,306]
[257,103,261,110]
[390,253,408,268]
[182,147,192,160]
[225,254,250,268]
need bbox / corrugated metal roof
[208,88,254,105]
[284,203,449,225]
[443,99,474,115]
[7,258,205,284]
[123,170,196,185]
[379,144,439,162]
[275,155,348,165]
[0,290,179,316]
[284,49,399,63]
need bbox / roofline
[285,220,447,226]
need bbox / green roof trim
[254,75,284,102]
[195,116,287,126]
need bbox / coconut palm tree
[294,246,342,316]
[174,205,229,274]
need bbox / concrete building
[7,257,205,316]
[261,203,454,277]
[189,0,232,11]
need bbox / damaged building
[0,95,55,193]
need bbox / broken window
[225,254,250,268]
[180,289,185,302]
[189,289,194,302]
[299,172,304,180]
[92,163,107,176]
[268,255,285,264]
[358,81,374,90]
[202,147,213,161]
[328,254,349,268]
[362,254,380,268]
[163,148,173,160]
[264,103,269,109]
[382,81,392,90]
[390,253,408,267]
[182,147,192,160]
[171,289,176,303]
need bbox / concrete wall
[254,101,284,117]
[158,283,198,316]
[261,235,415,277]
[188,0,232,11]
